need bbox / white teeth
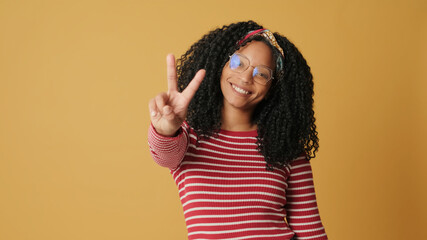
[232,84,250,94]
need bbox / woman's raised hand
[149,54,206,137]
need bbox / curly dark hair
[176,20,319,170]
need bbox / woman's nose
[240,67,255,84]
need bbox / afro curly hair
[176,20,319,170]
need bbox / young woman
[148,20,328,240]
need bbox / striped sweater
[148,122,327,240]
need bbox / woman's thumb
[162,105,175,121]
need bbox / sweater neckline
[219,128,258,137]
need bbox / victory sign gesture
[149,54,206,137]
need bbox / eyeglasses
[228,53,274,85]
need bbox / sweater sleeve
[147,122,190,170]
[285,158,328,240]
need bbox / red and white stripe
[148,122,327,240]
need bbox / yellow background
[1,0,426,239]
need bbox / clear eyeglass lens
[253,67,271,84]
[229,54,247,72]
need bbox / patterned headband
[237,29,284,70]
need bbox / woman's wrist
[151,123,182,138]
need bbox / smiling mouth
[231,83,251,95]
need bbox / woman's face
[220,41,274,113]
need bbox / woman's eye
[259,73,269,79]
[230,55,242,69]
[253,68,269,79]
[253,67,270,81]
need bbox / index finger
[182,69,206,101]
[166,54,178,93]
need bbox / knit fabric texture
[148,122,328,240]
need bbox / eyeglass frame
[228,53,275,85]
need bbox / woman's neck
[220,105,256,131]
